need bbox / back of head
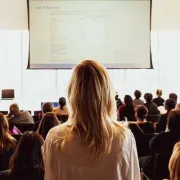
[136,105,148,120]
[0,113,15,151]
[9,103,20,116]
[156,89,162,97]
[168,109,180,134]
[169,142,180,180]
[144,93,153,103]
[67,60,124,158]
[42,102,54,114]
[59,97,66,109]
[165,99,176,111]
[124,95,133,107]
[37,112,59,139]
[10,132,44,174]
[134,90,141,99]
[169,93,178,104]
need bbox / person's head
[42,102,54,115]
[165,99,176,111]
[9,103,20,116]
[169,142,180,180]
[124,95,133,107]
[66,60,124,158]
[0,113,15,151]
[37,112,59,139]
[59,97,66,110]
[136,105,148,121]
[169,93,178,104]
[10,132,44,173]
[134,90,142,99]
[144,93,153,103]
[167,109,180,134]
[156,89,162,97]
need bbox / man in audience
[133,90,144,106]
[156,98,176,133]
[7,103,34,125]
[144,93,160,122]
[169,93,178,105]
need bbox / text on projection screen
[28,0,151,69]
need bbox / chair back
[56,115,68,123]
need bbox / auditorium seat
[33,115,42,122]
[56,115,68,123]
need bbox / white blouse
[43,124,141,180]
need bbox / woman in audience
[37,112,59,139]
[133,90,144,106]
[118,95,136,121]
[153,89,165,107]
[0,113,16,172]
[129,105,154,134]
[169,142,180,180]
[43,60,140,180]
[0,131,44,180]
[54,97,69,116]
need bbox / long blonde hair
[169,142,180,180]
[63,60,124,158]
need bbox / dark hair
[59,97,66,109]
[42,102,54,114]
[10,132,44,178]
[37,112,59,139]
[169,93,178,104]
[156,89,162,97]
[144,93,153,103]
[165,99,176,111]
[136,105,148,120]
[134,90,142,99]
[124,95,133,107]
[0,113,16,152]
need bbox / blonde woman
[43,60,140,180]
[169,142,180,180]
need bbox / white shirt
[43,124,141,180]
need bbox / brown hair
[42,102,54,114]
[156,89,162,97]
[62,60,125,159]
[136,105,148,120]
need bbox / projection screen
[28,0,152,69]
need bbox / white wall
[0,30,180,112]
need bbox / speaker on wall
[1,89,15,100]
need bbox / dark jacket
[153,97,165,107]
[156,113,168,133]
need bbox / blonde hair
[62,60,125,159]
[169,142,180,180]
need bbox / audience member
[43,60,140,180]
[133,90,144,106]
[135,105,154,134]
[115,92,123,109]
[169,93,178,105]
[156,98,176,133]
[7,104,34,125]
[119,95,136,121]
[153,89,165,107]
[150,109,180,154]
[37,112,59,139]
[42,102,54,115]
[0,132,44,180]
[54,97,69,116]
[144,93,160,122]
[169,142,180,180]
[0,114,16,171]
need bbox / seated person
[7,103,34,125]
[133,90,144,106]
[169,142,180,180]
[169,93,178,105]
[144,93,160,122]
[54,97,69,116]
[129,105,154,134]
[153,89,165,107]
[37,112,59,139]
[156,98,176,133]
[0,113,16,171]
[0,132,44,180]
[33,102,54,131]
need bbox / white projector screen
[28,0,152,69]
